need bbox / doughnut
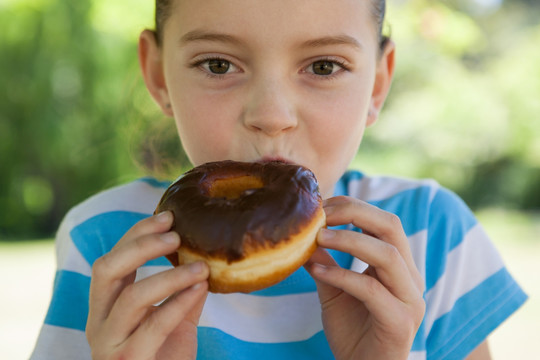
[154,160,326,293]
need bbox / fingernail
[160,231,178,244]
[323,204,336,216]
[156,211,172,223]
[319,228,336,241]
[311,263,327,275]
[191,282,202,291]
[189,261,204,274]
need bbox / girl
[32,0,526,359]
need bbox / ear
[138,29,174,117]
[367,40,395,126]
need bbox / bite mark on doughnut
[206,175,264,200]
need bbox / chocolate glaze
[154,160,322,263]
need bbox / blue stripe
[251,268,316,296]
[251,247,352,296]
[411,316,427,352]
[425,188,478,291]
[137,177,171,188]
[428,268,528,359]
[70,211,170,267]
[342,170,432,237]
[197,328,333,360]
[333,172,347,197]
[341,169,364,187]
[368,185,431,237]
[44,270,91,331]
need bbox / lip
[258,156,295,165]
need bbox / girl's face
[140,0,394,198]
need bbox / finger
[309,261,408,325]
[306,246,338,267]
[140,279,207,324]
[323,197,422,290]
[101,230,180,282]
[124,281,208,359]
[105,261,209,343]
[305,248,343,303]
[317,228,419,302]
[91,211,177,301]
[88,230,180,328]
[324,196,404,244]
[118,210,175,247]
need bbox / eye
[197,58,240,75]
[307,60,345,76]
[206,59,231,74]
[311,61,335,75]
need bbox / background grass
[0,240,55,359]
[0,209,537,359]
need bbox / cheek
[307,82,370,147]
[303,83,371,196]
[173,89,241,164]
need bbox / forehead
[166,0,377,49]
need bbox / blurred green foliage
[1,0,539,239]
[355,0,540,209]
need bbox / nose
[242,77,297,136]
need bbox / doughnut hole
[208,175,264,200]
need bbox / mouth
[258,156,295,165]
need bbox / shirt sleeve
[30,197,158,359]
[30,180,165,359]
[422,187,527,359]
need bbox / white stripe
[200,292,323,343]
[408,350,427,360]
[350,230,427,282]
[55,214,92,275]
[423,224,504,333]
[350,257,369,273]
[58,240,93,276]
[135,265,171,282]
[348,175,439,203]
[53,181,165,275]
[409,230,428,281]
[30,324,91,360]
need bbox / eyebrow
[299,35,363,51]
[179,30,362,51]
[180,30,242,46]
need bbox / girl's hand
[305,196,426,360]
[86,211,210,360]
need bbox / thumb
[304,247,342,304]
[185,286,208,324]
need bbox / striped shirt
[31,170,527,359]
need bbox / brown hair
[154,0,389,49]
[155,0,172,45]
